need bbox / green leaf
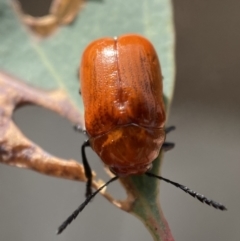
[0,0,175,240]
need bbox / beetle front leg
[81,140,92,198]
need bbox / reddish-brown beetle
[81,34,166,176]
[57,34,226,234]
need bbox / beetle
[81,34,166,176]
[57,34,226,234]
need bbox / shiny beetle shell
[80,34,166,176]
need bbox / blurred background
[0,1,240,241]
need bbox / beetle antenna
[57,176,119,235]
[145,172,227,211]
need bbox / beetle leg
[165,126,176,134]
[163,126,175,151]
[81,140,92,198]
[162,142,175,152]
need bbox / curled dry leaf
[12,0,84,37]
[0,71,131,211]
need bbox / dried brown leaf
[0,71,129,210]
